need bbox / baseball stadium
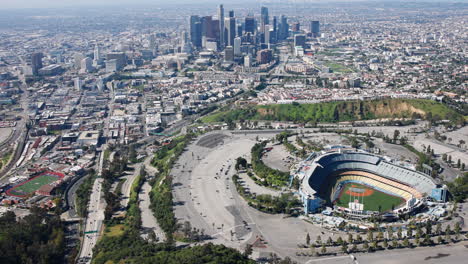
[295,147,446,219]
[6,171,64,198]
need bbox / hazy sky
[0,0,460,9]
[0,0,231,9]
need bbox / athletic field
[7,172,63,197]
[334,183,404,212]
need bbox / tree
[416,225,422,238]
[442,153,447,162]
[363,241,369,250]
[316,235,322,244]
[341,243,348,254]
[310,245,316,256]
[403,237,410,248]
[372,240,379,251]
[392,239,398,249]
[327,236,333,246]
[462,163,466,171]
[348,233,353,244]
[377,231,384,241]
[383,239,388,249]
[393,129,400,142]
[235,157,248,171]
[351,243,357,253]
[436,223,442,235]
[337,236,343,245]
[321,244,327,255]
[388,228,394,239]
[356,234,363,243]
[445,224,451,235]
[424,234,432,245]
[407,226,413,238]
[367,230,374,242]
[454,222,461,235]
[457,159,461,168]
[306,233,311,245]
[244,244,253,257]
[437,235,443,244]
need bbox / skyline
[0,0,465,10]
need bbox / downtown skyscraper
[218,4,225,49]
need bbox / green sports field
[334,183,405,212]
[8,174,60,197]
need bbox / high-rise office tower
[31,52,43,76]
[234,37,241,55]
[237,24,243,37]
[256,49,273,64]
[190,15,202,48]
[279,15,288,40]
[229,10,234,18]
[294,34,306,49]
[74,77,83,90]
[106,52,126,70]
[244,54,252,68]
[81,57,93,73]
[202,16,214,39]
[261,6,269,27]
[74,53,84,69]
[94,44,101,61]
[224,46,234,61]
[264,25,272,45]
[225,17,236,47]
[272,16,278,43]
[310,21,320,37]
[218,4,225,49]
[245,16,255,34]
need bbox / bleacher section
[306,152,436,196]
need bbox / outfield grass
[9,174,60,196]
[334,183,404,212]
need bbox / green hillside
[201,99,465,126]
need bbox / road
[120,163,143,208]
[78,175,105,263]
